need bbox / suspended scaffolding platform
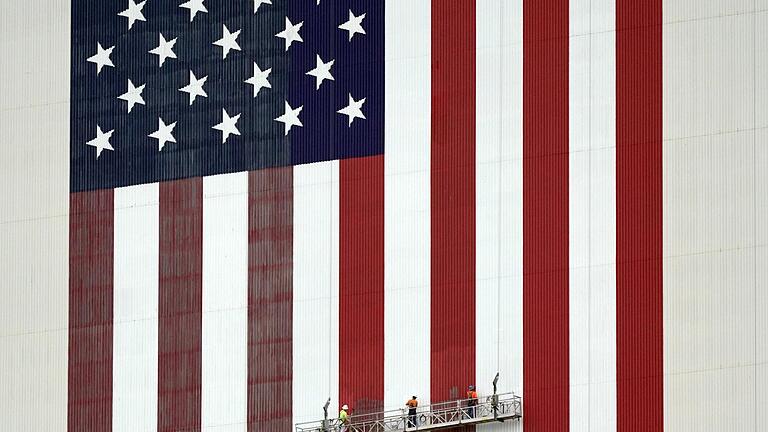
[295,392,522,432]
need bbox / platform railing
[295,392,522,432]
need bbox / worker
[338,404,350,431]
[405,395,418,428]
[466,385,478,419]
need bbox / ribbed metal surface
[430,2,477,423]
[2,2,768,432]
[522,0,571,429]
[0,1,71,427]
[248,167,294,431]
[662,2,766,430]
[339,156,385,416]
[616,0,664,430]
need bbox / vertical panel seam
[753,1,757,431]
[497,0,504,374]
[329,162,334,397]
[587,1,593,430]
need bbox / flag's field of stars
[71,0,384,191]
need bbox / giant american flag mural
[68,0,663,431]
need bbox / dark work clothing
[466,391,478,419]
[406,398,418,427]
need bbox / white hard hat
[342,404,349,410]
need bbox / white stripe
[383,0,431,412]
[293,161,340,425]
[498,0,525,418]
[112,183,159,432]
[475,3,524,430]
[202,172,248,431]
[476,0,503,400]
[569,12,591,432]
[569,0,617,430]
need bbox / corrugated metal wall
[663,2,767,429]
[0,1,71,430]
[1,1,767,431]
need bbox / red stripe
[248,167,294,431]
[523,0,570,429]
[339,155,385,415]
[158,178,203,432]
[616,1,664,430]
[68,190,114,432]
[431,0,476,408]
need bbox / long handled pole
[323,398,331,432]
[492,372,500,421]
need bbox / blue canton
[71,0,384,192]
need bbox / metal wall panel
[475,2,523,432]
[383,0,433,414]
[0,1,70,430]
[248,167,294,431]
[0,1,70,112]
[663,1,763,430]
[569,0,619,430]
[663,0,754,24]
[755,10,768,431]
[2,1,768,431]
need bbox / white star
[118,0,147,30]
[212,109,241,143]
[306,55,334,90]
[244,62,272,97]
[274,101,303,136]
[275,17,304,51]
[86,125,115,159]
[179,71,208,105]
[149,33,178,67]
[179,0,207,22]
[87,43,115,75]
[338,10,366,41]
[117,79,146,113]
[337,93,366,126]
[254,0,271,13]
[149,117,177,151]
[213,25,242,59]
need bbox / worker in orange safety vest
[466,385,479,419]
[405,396,418,428]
